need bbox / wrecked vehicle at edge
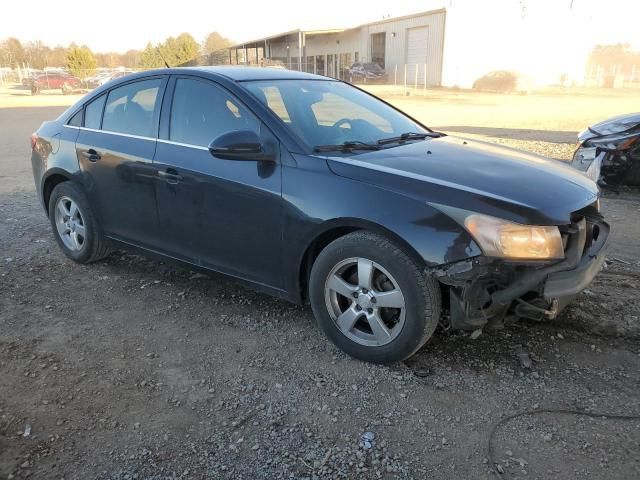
[571,112,640,187]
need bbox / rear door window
[102,79,162,137]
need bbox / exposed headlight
[572,146,597,164]
[464,213,564,260]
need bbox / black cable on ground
[488,408,640,478]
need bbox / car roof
[135,66,331,82]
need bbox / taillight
[30,133,38,150]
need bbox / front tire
[309,231,441,364]
[48,182,111,263]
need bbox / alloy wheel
[324,257,406,347]
[54,196,87,252]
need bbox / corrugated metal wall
[364,11,445,86]
[260,10,446,85]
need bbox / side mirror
[208,130,276,162]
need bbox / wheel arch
[296,218,427,303]
[41,169,74,216]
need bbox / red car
[31,73,81,95]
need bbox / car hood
[323,136,599,225]
[578,112,640,142]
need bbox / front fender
[282,155,481,300]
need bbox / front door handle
[158,168,183,184]
[81,149,101,162]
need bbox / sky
[1,0,425,52]
[1,0,639,53]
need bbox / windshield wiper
[377,131,442,145]
[314,141,381,153]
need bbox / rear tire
[48,182,111,264]
[309,231,441,364]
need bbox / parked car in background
[21,69,43,86]
[30,72,81,95]
[472,70,531,93]
[264,59,287,69]
[87,70,134,89]
[348,62,387,83]
[85,72,113,88]
[31,67,608,364]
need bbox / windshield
[244,80,426,150]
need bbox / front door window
[169,78,259,147]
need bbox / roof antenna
[156,47,171,68]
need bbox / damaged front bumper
[431,215,610,330]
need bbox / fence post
[424,63,427,96]
[403,64,407,95]
[394,64,397,91]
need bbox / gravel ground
[1,102,639,480]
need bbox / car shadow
[99,247,307,319]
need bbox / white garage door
[406,27,429,85]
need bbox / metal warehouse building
[228,2,590,89]
[229,9,446,86]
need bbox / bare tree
[202,32,234,65]
[0,37,25,67]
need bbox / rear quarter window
[84,94,106,129]
[67,110,83,127]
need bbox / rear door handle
[158,168,183,184]
[81,149,101,162]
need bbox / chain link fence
[0,66,153,94]
[1,60,436,97]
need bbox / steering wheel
[331,118,354,141]
[332,117,381,144]
[332,118,353,130]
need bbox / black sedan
[31,67,608,364]
[347,62,387,84]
